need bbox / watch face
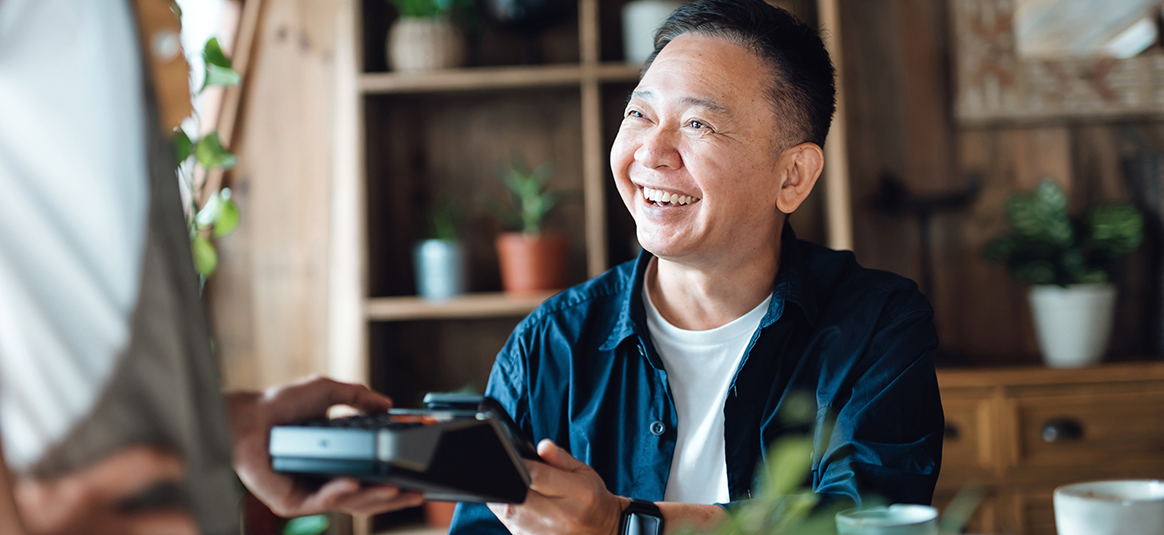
[626,513,661,535]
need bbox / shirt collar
[600,222,819,353]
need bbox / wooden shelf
[364,292,557,321]
[359,62,641,94]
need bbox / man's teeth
[642,186,699,206]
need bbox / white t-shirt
[644,285,771,504]
[0,0,148,470]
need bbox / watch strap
[619,498,664,535]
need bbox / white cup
[835,504,939,535]
[1054,480,1164,535]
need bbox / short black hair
[645,0,836,149]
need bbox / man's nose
[633,127,682,170]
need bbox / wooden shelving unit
[364,292,556,322]
[359,62,641,94]
[328,2,644,533]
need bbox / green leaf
[761,436,815,496]
[191,234,218,276]
[1012,261,1056,285]
[195,132,238,171]
[196,191,224,228]
[213,198,240,238]
[1034,178,1068,213]
[1088,204,1144,256]
[203,37,232,69]
[173,130,193,166]
[204,64,242,88]
[938,485,986,535]
[283,515,330,535]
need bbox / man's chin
[636,237,691,262]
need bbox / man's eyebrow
[626,90,728,114]
[628,90,652,104]
[679,96,728,113]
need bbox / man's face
[611,33,788,266]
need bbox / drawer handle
[1042,418,1083,443]
[944,424,960,440]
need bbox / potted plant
[384,0,473,72]
[413,199,468,300]
[983,179,1144,368]
[489,153,567,295]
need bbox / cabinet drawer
[1011,389,1164,479]
[1017,490,1056,535]
[937,396,996,488]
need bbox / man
[0,0,420,533]
[450,1,944,533]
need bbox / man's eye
[689,120,706,130]
[627,110,644,118]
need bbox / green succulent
[427,198,464,241]
[489,153,560,235]
[982,178,1144,287]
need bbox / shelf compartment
[360,63,641,94]
[364,292,557,321]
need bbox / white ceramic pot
[621,1,681,64]
[413,239,467,300]
[387,17,466,72]
[1054,480,1164,535]
[1028,283,1117,368]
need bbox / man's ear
[775,142,824,214]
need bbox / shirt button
[649,421,666,436]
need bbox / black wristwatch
[618,498,664,535]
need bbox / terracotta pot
[424,501,458,528]
[495,232,567,294]
[386,17,466,72]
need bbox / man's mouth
[641,186,700,207]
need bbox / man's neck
[645,237,782,331]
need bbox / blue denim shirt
[449,225,943,533]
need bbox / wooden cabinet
[936,362,1164,534]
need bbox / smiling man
[449,1,944,534]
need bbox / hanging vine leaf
[191,234,218,276]
[195,132,238,171]
[214,196,240,238]
[201,37,241,90]
[173,129,193,165]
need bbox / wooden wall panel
[207,0,340,390]
[840,0,1162,363]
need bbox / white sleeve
[0,0,150,471]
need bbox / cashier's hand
[226,376,425,517]
[13,446,197,535]
[488,439,626,535]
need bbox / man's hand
[13,445,197,535]
[488,439,626,535]
[227,376,425,517]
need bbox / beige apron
[28,2,239,533]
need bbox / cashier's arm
[0,377,424,534]
[488,439,728,535]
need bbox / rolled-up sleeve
[813,305,944,507]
